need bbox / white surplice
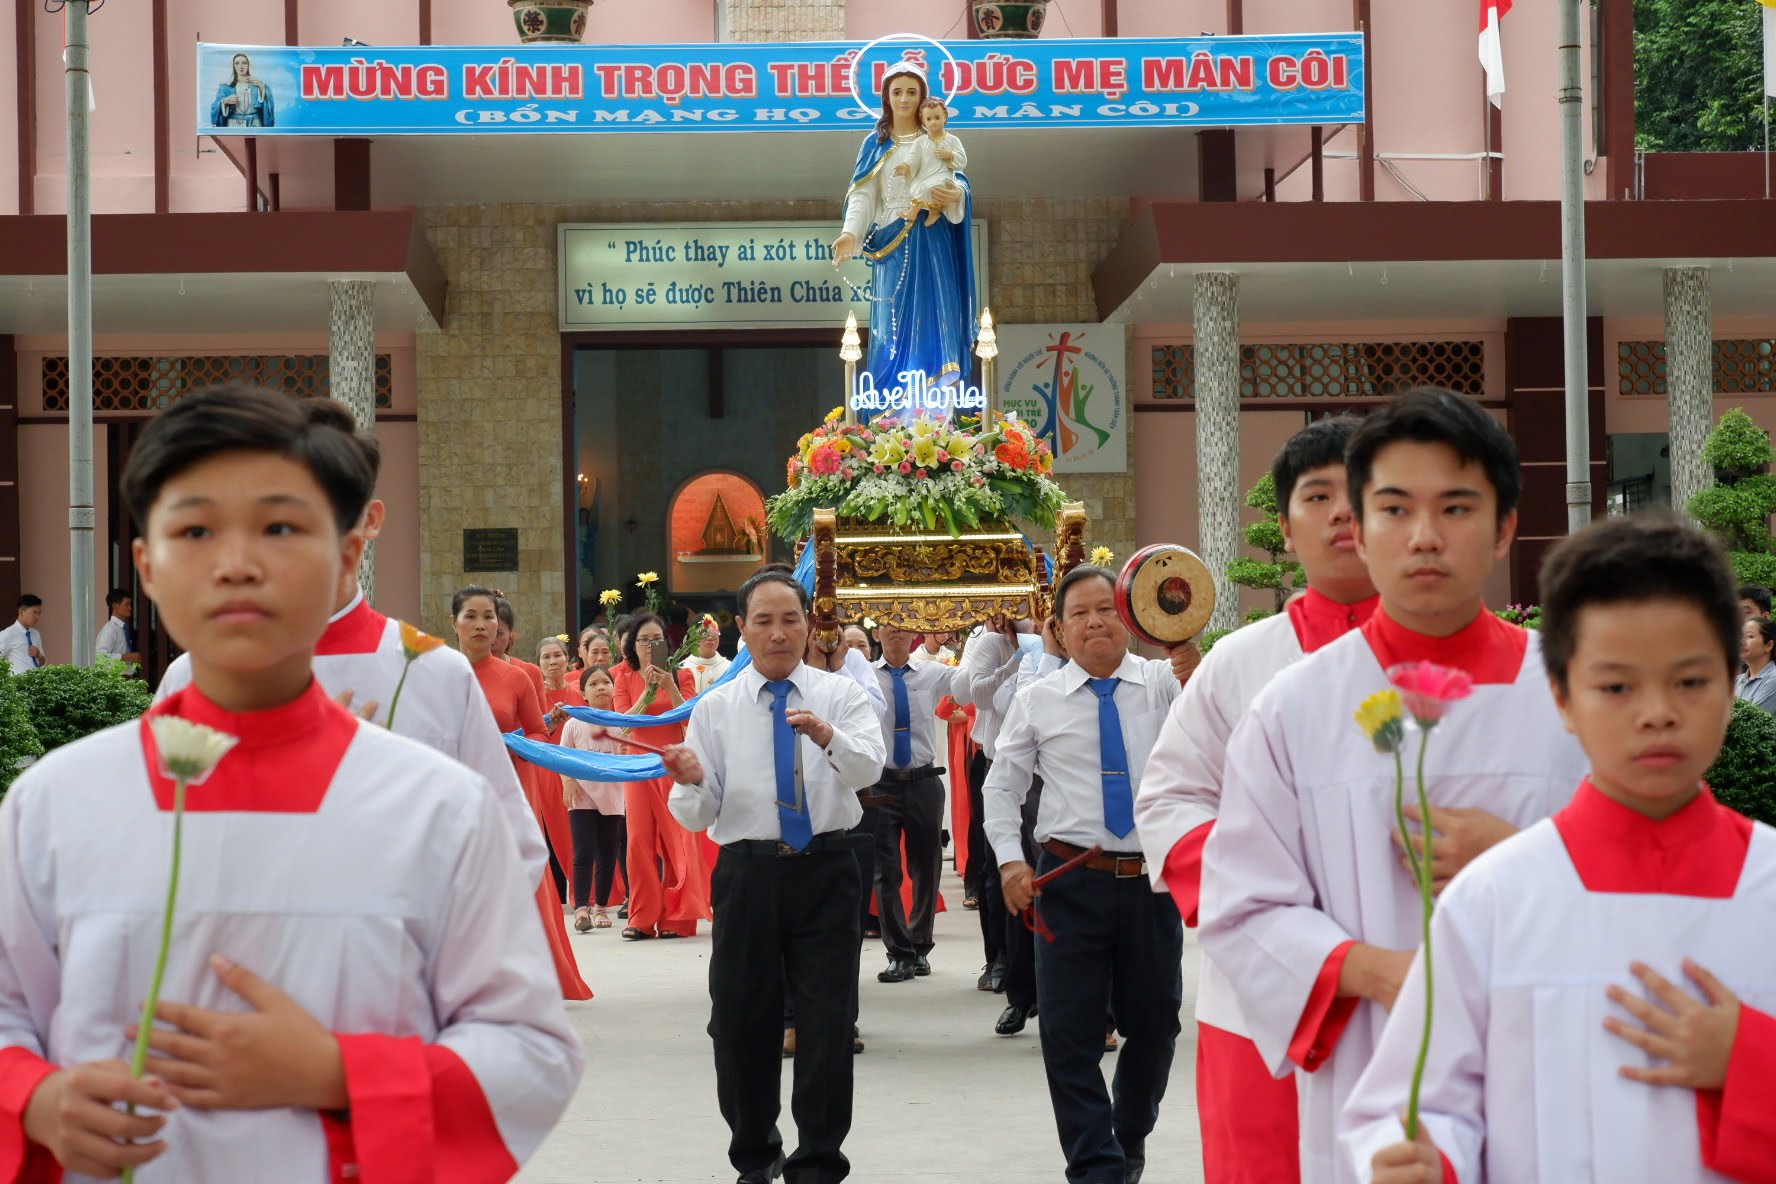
[1342,786,1776,1184]
[1200,626,1588,1184]
[157,591,548,884]
[1136,610,1305,1035]
[0,683,582,1182]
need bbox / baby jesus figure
[893,98,968,227]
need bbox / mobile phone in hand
[645,637,669,670]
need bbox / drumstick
[616,734,675,759]
[1032,844,1103,887]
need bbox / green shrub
[1200,627,1234,655]
[1709,699,1776,827]
[1733,552,1776,587]
[15,658,152,755]
[1701,409,1773,476]
[0,666,43,796]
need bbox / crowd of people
[1,382,1773,1184]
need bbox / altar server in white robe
[1200,388,1590,1184]
[154,424,548,885]
[1135,416,1379,1184]
[0,388,580,1182]
[1348,515,1776,1184]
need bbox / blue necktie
[768,680,813,851]
[28,630,40,668]
[1088,677,1135,839]
[123,621,138,653]
[887,665,912,768]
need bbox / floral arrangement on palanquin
[768,409,1067,541]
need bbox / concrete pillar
[1663,267,1713,517]
[330,278,377,602]
[721,0,844,42]
[1193,271,1242,634]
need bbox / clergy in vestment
[983,565,1199,1184]
[1136,416,1378,1184]
[681,614,733,693]
[664,569,885,1184]
[1200,389,1589,1184]
[1347,516,1776,1184]
[0,389,580,1181]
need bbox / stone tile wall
[723,0,845,42]
[414,195,1137,637]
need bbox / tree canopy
[1636,0,1770,152]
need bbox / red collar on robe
[1360,603,1528,685]
[1287,587,1381,654]
[141,679,357,813]
[313,593,389,657]
[1553,778,1752,897]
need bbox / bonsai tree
[14,656,152,755]
[1202,474,1306,654]
[1688,409,1776,588]
[1707,699,1776,827]
[0,665,42,796]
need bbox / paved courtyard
[520,868,1206,1184]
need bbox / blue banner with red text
[196,35,1364,136]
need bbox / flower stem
[1405,734,1436,1141]
[384,658,415,730]
[1390,747,1415,893]
[123,774,186,1184]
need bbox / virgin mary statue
[832,60,977,401]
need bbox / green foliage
[1494,604,1543,631]
[1244,473,1279,515]
[1199,627,1233,655]
[1244,519,1286,555]
[1707,699,1776,827]
[1702,410,1774,477]
[1244,607,1277,625]
[15,658,152,755]
[0,666,43,796]
[1688,485,1768,551]
[1227,557,1284,590]
[1635,0,1770,152]
[1735,551,1776,588]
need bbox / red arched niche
[669,471,768,592]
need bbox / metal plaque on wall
[463,528,520,573]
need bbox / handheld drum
[1114,544,1216,646]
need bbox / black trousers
[965,749,992,897]
[1001,776,1045,1008]
[567,810,627,909]
[871,774,944,962]
[786,810,876,1030]
[710,841,863,1184]
[1031,848,1184,1184]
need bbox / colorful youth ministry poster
[998,324,1127,474]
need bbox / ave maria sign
[559,221,989,332]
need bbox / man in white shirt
[953,617,1047,1001]
[868,622,954,983]
[0,595,45,674]
[985,565,1198,1184]
[665,569,887,1184]
[906,630,956,667]
[92,588,142,667]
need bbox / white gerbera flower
[149,716,238,783]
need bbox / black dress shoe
[1124,1142,1146,1184]
[913,954,931,977]
[995,1003,1035,1035]
[975,963,996,991]
[877,958,915,983]
[736,1152,786,1183]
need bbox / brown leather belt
[1043,838,1147,879]
[880,765,941,782]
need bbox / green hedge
[0,666,43,795]
[1709,699,1776,827]
[13,658,151,756]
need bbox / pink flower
[899,461,912,474]
[916,469,928,480]
[971,475,985,486]
[974,445,986,456]
[951,460,964,471]
[937,449,950,462]
[874,464,885,474]
[808,444,843,476]
[1386,662,1474,727]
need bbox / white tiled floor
[519,869,1206,1183]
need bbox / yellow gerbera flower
[1089,546,1115,567]
[599,588,623,607]
[1353,689,1406,754]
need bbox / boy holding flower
[1346,515,1776,1183]
[0,388,581,1181]
[1198,388,1588,1184]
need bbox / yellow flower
[1089,546,1115,567]
[910,435,941,468]
[830,438,851,455]
[148,716,239,783]
[910,419,939,439]
[398,621,446,662]
[870,437,906,467]
[942,433,973,458]
[637,571,659,586]
[825,406,844,424]
[1353,689,1406,755]
[599,588,623,607]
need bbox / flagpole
[66,0,96,666]
[1558,0,1591,533]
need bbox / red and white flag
[1479,0,1512,107]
